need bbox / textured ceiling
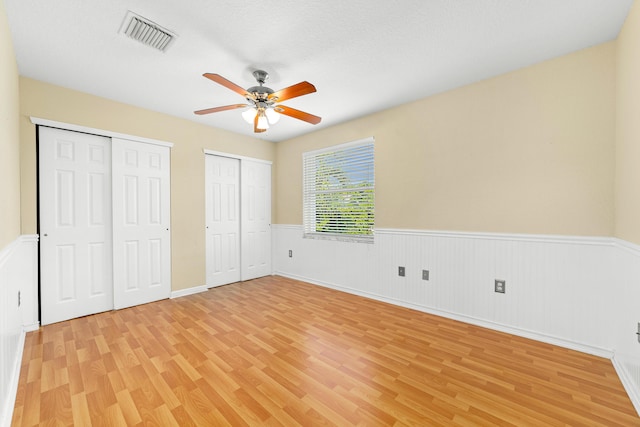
[4,0,634,142]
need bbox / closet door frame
[204,149,272,284]
[32,117,173,149]
[32,117,173,323]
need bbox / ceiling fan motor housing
[247,70,275,102]
[247,85,274,101]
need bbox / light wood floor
[12,275,640,426]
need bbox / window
[303,137,374,242]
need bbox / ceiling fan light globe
[265,108,280,124]
[257,115,269,130]
[242,108,257,124]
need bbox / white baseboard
[170,284,208,299]
[23,323,40,333]
[613,355,640,416]
[274,271,614,359]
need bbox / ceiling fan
[194,70,321,133]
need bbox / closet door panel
[241,160,271,281]
[39,127,113,325]
[112,138,171,309]
[205,155,241,287]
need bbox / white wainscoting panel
[0,235,39,427]
[18,236,39,331]
[273,224,640,413]
[611,239,640,415]
[274,225,616,355]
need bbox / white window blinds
[303,137,374,242]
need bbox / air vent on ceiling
[120,11,175,52]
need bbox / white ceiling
[4,0,634,142]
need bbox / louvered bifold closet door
[112,138,171,309]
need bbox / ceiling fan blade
[194,104,247,115]
[254,114,266,133]
[203,73,248,97]
[269,81,316,102]
[275,105,322,125]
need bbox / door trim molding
[203,149,272,164]
[30,117,174,148]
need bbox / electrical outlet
[398,266,405,277]
[494,279,506,294]
[422,270,429,281]
[288,250,292,258]
[637,322,640,343]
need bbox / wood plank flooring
[12,275,640,426]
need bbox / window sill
[303,232,374,244]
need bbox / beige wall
[19,77,275,290]
[615,0,640,245]
[276,42,616,236]
[0,0,20,250]
[7,10,631,287]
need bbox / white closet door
[39,127,113,325]
[205,155,241,287]
[112,138,171,309]
[241,160,272,281]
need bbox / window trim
[302,137,375,244]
